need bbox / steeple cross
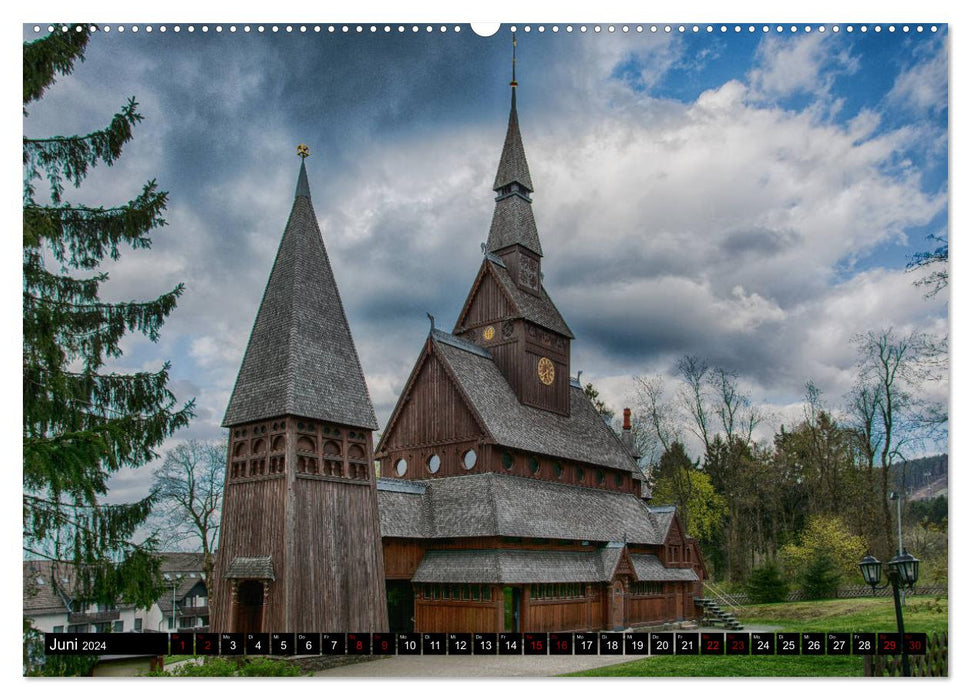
[510,33,518,87]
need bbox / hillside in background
[891,454,948,500]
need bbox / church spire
[487,35,541,257]
[223,149,377,429]
[492,34,534,195]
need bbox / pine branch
[23,25,90,106]
[23,283,185,370]
[24,97,142,203]
[24,181,168,268]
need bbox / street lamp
[859,550,920,676]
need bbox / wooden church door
[235,580,265,633]
[610,580,625,630]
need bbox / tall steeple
[487,35,542,258]
[223,149,377,429]
[213,146,388,635]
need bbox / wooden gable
[454,261,516,332]
[614,546,636,580]
[377,340,488,454]
[664,514,686,546]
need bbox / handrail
[702,581,742,613]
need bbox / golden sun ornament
[297,143,310,159]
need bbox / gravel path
[311,652,647,677]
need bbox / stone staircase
[694,598,744,630]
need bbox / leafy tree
[151,441,226,586]
[744,562,789,604]
[651,442,726,543]
[779,515,867,584]
[23,26,193,608]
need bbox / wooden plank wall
[210,475,287,631]
[292,477,388,631]
[383,352,483,453]
[457,269,514,329]
[415,600,502,633]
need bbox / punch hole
[471,23,499,36]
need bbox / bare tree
[631,374,680,468]
[847,329,937,556]
[151,440,225,587]
[677,356,713,453]
[907,233,948,299]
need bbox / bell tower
[211,147,388,633]
[454,37,574,415]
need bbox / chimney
[621,407,634,453]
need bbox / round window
[395,459,408,477]
[427,454,441,474]
[553,462,563,478]
[597,469,605,485]
[502,452,514,470]
[615,472,624,487]
[529,457,540,475]
[575,466,585,481]
[462,450,477,470]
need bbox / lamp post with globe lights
[859,551,921,676]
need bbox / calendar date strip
[44,631,929,657]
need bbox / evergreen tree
[23,26,193,608]
[744,562,789,604]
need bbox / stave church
[211,56,706,635]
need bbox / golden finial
[510,33,518,87]
[297,143,310,159]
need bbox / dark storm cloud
[22,25,947,486]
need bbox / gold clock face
[483,325,495,341]
[538,357,555,386]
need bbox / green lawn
[566,595,947,677]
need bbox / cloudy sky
[22,22,948,501]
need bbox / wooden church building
[211,61,705,636]
[374,71,706,632]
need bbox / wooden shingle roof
[431,332,635,471]
[492,89,533,193]
[487,195,543,257]
[487,259,573,338]
[630,554,699,582]
[412,549,605,584]
[376,472,665,544]
[223,161,377,429]
[410,547,698,584]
